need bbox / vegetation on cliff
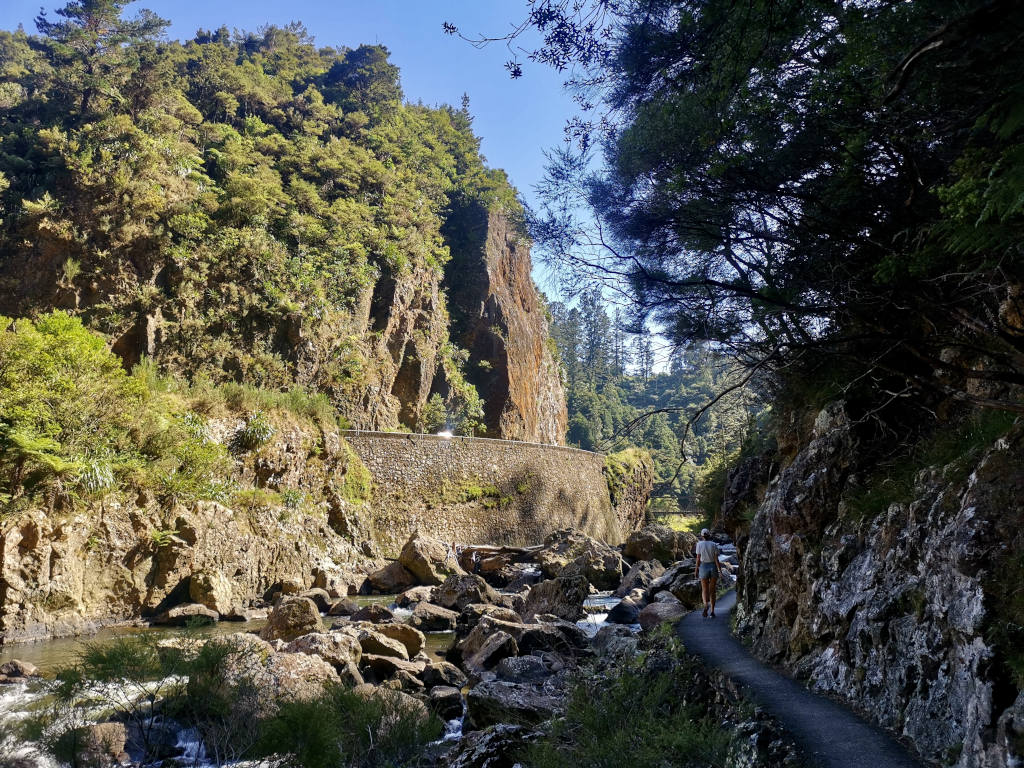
[0,310,369,520]
[0,0,551,437]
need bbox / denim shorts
[699,563,718,580]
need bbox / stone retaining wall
[343,431,634,556]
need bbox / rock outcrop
[732,404,1024,768]
[443,205,567,445]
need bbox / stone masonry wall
[343,431,631,557]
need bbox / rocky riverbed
[0,524,781,768]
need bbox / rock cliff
[727,404,1024,768]
[443,203,568,445]
[0,415,375,644]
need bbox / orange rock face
[443,204,568,445]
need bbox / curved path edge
[677,590,925,768]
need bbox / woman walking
[694,528,721,618]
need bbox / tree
[34,0,168,116]
[465,0,1024,416]
[633,333,653,382]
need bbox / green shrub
[234,409,276,451]
[339,442,372,503]
[255,685,442,768]
[603,447,651,507]
[526,631,731,768]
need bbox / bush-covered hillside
[0,2,535,436]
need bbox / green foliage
[0,13,516,427]
[522,0,1024,417]
[234,409,276,451]
[339,442,372,504]
[418,392,448,433]
[603,447,650,507]
[549,300,762,514]
[526,631,731,767]
[0,311,359,516]
[254,685,442,768]
[149,528,179,547]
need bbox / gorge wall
[0,420,651,645]
[725,404,1024,768]
[344,430,647,557]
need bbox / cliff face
[0,207,566,443]
[727,404,1024,768]
[443,204,568,445]
[0,417,376,644]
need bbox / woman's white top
[696,539,719,565]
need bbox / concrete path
[677,591,925,768]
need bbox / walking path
[677,591,924,768]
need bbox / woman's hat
[700,528,710,537]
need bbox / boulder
[365,561,416,593]
[638,601,687,631]
[397,585,435,607]
[312,568,355,598]
[495,655,549,683]
[535,529,623,583]
[502,565,543,592]
[496,592,527,615]
[442,724,541,768]
[614,559,665,598]
[410,601,459,632]
[328,598,360,617]
[421,661,468,689]
[560,550,627,591]
[435,574,500,611]
[351,684,430,731]
[520,575,588,622]
[464,631,518,677]
[647,561,703,609]
[592,625,639,657]
[398,531,465,585]
[260,597,322,642]
[623,524,697,565]
[354,628,410,660]
[429,685,465,721]
[376,622,426,657]
[350,603,394,624]
[359,654,425,681]
[606,598,641,625]
[300,588,333,613]
[188,570,234,615]
[279,576,305,595]
[81,722,129,764]
[457,604,522,636]
[466,681,562,730]
[222,605,261,622]
[151,603,218,627]
[459,616,584,660]
[284,631,362,670]
[0,659,39,679]
[209,633,339,716]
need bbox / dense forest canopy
[548,288,761,518]
[453,0,1024,429]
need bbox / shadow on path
[677,590,925,768]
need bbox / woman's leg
[700,576,710,616]
[708,576,718,616]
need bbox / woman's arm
[694,552,701,579]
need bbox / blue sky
[0,0,578,291]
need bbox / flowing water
[0,594,456,766]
